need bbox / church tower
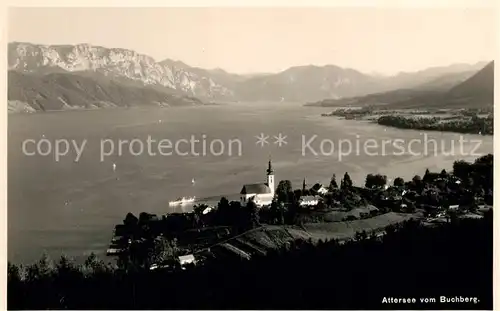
[266,158,275,195]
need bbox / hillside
[206,212,417,260]
[393,61,494,109]
[448,61,494,99]
[309,61,494,109]
[414,70,477,91]
[380,62,487,90]
[209,226,311,260]
[8,70,202,112]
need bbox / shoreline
[8,102,219,116]
[320,107,493,136]
[101,153,492,266]
[371,120,493,136]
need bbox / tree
[440,169,448,178]
[285,200,300,225]
[365,174,387,189]
[216,197,231,225]
[423,168,431,182]
[124,212,139,228]
[342,172,353,190]
[412,175,422,184]
[126,239,154,270]
[293,189,303,202]
[276,180,293,203]
[83,253,109,276]
[269,200,282,225]
[193,203,209,215]
[453,160,471,180]
[26,252,53,282]
[393,177,405,187]
[365,174,375,189]
[54,255,81,295]
[55,255,77,275]
[7,262,23,309]
[374,175,388,188]
[277,201,285,225]
[229,201,247,230]
[150,238,179,266]
[218,197,230,211]
[329,174,338,190]
[246,200,260,228]
[8,262,21,284]
[323,193,335,208]
[230,201,242,209]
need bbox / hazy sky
[8,7,496,75]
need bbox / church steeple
[266,157,275,195]
[267,158,274,175]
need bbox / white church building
[240,160,275,207]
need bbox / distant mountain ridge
[8,42,491,111]
[233,64,385,102]
[309,61,494,109]
[8,42,385,103]
[376,62,487,91]
[414,70,477,92]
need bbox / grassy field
[209,226,315,259]
[303,212,420,241]
[208,212,420,260]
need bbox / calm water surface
[8,102,493,264]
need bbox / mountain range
[309,61,494,109]
[7,42,493,112]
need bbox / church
[240,160,275,207]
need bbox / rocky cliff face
[8,42,234,100]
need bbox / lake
[8,101,493,264]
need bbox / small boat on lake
[169,196,196,206]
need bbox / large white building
[240,160,275,207]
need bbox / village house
[310,183,329,195]
[179,254,197,267]
[299,195,321,208]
